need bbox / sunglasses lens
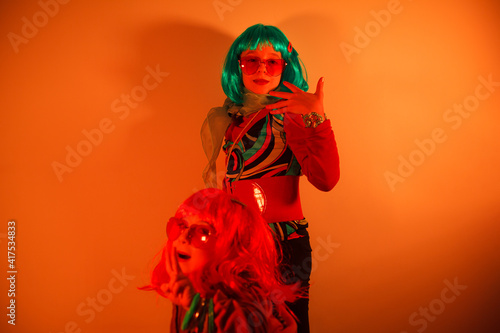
[166,217,182,241]
[240,57,285,77]
[167,218,215,249]
[240,56,260,75]
[266,59,284,76]
[190,225,213,248]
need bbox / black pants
[279,232,312,333]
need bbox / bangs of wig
[233,24,288,58]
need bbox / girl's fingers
[268,90,291,99]
[171,277,191,296]
[170,279,183,297]
[171,247,187,277]
[267,100,288,110]
[315,77,325,98]
[170,248,179,275]
[165,246,173,276]
[167,275,194,308]
[282,81,302,92]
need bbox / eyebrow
[242,50,282,58]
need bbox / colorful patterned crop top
[223,110,302,188]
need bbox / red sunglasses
[239,56,287,77]
[166,217,216,249]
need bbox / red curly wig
[143,188,300,307]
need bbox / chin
[180,263,204,276]
[249,86,272,95]
[181,266,195,274]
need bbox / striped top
[222,109,340,239]
[223,110,301,189]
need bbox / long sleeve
[284,113,340,192]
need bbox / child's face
[170,215,216,276]
[240,45,283,95]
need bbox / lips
[253,79,269,85]
[177,251,191,261]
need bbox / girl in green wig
[201,23,340,333]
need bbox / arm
[284,113,340,191]
[267,78,340,191]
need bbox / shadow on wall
[62,22,236,273]
[109,22,234,193]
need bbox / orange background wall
[1,0,499,332]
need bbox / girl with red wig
[143,188,299,332]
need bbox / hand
[161,247,196,310]
[266,78,325,116]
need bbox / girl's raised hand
[266,78,325,116]
[162,247,196,310]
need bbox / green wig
[221,24,309,104]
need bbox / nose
[257,61,267,73]
[177,228,189,244]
